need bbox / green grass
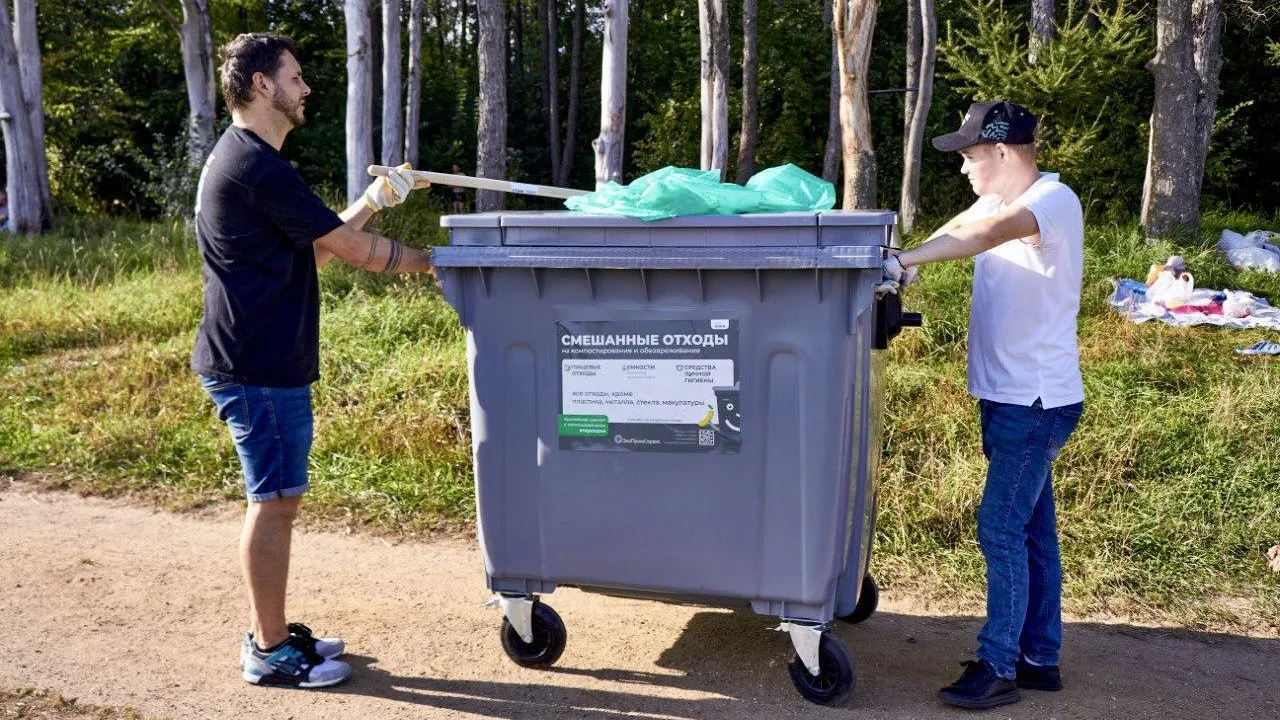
[1,201,1277,629]
[0,196,471,529]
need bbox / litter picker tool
[367,165,589,201]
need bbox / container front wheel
[500,601,567,668]
[838,574,879,625]
[787,633,855,706]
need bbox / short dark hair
[218,33,297,110]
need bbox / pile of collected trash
[1139,255,1260,317]
[1108,254,1280,333]
[1218,229,1280,272]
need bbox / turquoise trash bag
[564,164,836,221]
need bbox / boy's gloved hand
[882,252,919,290]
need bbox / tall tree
[593,0,627,188]
[434,0,444,57]
[14,0,50,223]
[735,0,759,184]
[904,0,919,146]
[899,0,935,234]
[514,0,525,73]
[555,0,584,187]
[1141,0,1222,239]
[370,0,383,128]
[543,0,561,182]
[538,0,551,138]
[381,0,404,166]
[822,0,841,185]
[1030,0,1053,64]
[833,0,878,209]
[147,1,215,174]
[0,0,43,233]
[405,0,424,165]
[345,0,375,205]
[698,0,729,179]
[476,0,507,211]
[460,0,469,60]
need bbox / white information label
[562,359,735,424]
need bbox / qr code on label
[698,428,716,446]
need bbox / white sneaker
[240,623,345,669]
[241,634,352,689]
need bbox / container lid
[440,210,897,247]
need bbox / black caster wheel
[500,601,567,668]
[787,632,856,706]
[837,574,878,625]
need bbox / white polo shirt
[966,172,1084,409]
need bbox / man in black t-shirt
[193,32,433,689]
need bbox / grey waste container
[432,211,919,706]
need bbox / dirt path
[2,487,1276,720]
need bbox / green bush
[136,133,205,222]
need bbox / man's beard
[272,87,306,128]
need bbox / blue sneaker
[240,623,345,669]
[241,634,352,688]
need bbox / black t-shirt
[191,126,343,387]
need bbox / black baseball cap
[932,100,1037,152]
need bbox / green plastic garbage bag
[564,164,835,221]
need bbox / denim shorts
[201,376,314,503]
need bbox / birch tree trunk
[894,0,921,246]
[556,0,584,187]
[903,0,919,142]
[1029,0,1053,64]
[0,0,41,233]
[833,0,878,209]
[899,0,934,234]
[822,0,841,185]
[345,0,375,205]
[404,0,424,165]
[15,0,50,223]
[172,0,215,175]
[734,0,759,184]
[381,0,404,166]
[593,0,627,188]
[698,0,729,180]
[1141,0,1222,239]
[476,0,508,211]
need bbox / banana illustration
[697,405,715,427]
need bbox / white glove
[882,253,919,289]
[362,163,415,212]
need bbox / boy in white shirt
[883,100,1085,710]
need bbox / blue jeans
[975,398,1083,679]
[201,376,314,503]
